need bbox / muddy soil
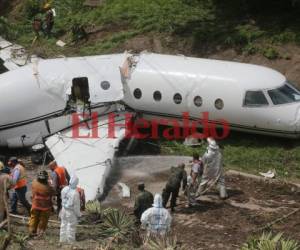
[103,156,300,250]
[3,155,300,250]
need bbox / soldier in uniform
[133,183,154,222]
[162,163,187,212]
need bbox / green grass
[159,132,300,181]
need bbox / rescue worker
[48,160,70,214]
[190,153,203,185]
[43,3,54,36]
[162,164,187,212]
[32,14,43,37]
[134,183,154,221]
[196,137,228,199]
[60,175,81,243]
[141,193,172,236]
[29,170,55,237]
[186,153,203,207]
[0,161,11,222]
[8,157,31,215]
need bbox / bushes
[241,232,300,250]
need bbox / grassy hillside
[1,0,300,58]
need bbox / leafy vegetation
[241,232,300,250]
[99,208,136,243]
[3,0,300,57]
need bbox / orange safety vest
[31,180,53,211]
[13,164,27,189]
[54,166,67,188]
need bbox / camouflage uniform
[162,166,187,211]
[134,190,154,220]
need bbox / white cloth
[141,194,172,236]
[59,175,81,243]
[198,144,227,198]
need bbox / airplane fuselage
[1,53,300,148]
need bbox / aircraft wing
[45,112,130,201]
[0,36,33,71]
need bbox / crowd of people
[134,137,227,236]
[0,158,84,243]
[0,137,226,242]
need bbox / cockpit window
[244,91,269,106]
[268,84,300,105]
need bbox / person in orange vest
[29,170,55,237]
[8,157,31,215]
[48,161,70,214]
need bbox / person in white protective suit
[141,193,172,236]
[59,175,81,243]
[196,137,228,199]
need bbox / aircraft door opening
[67,77,91,115]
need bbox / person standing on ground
[196,137,228,199]
[134,183,154,221]
[60,175,81,243]
[48,161,70,214]
[29,170,55,237]
[162,164,187,212]
[8,157,31,215]
[43,3,54,37]
[0,161,12,222]
[186,153,203,207]
[141,193,172,236]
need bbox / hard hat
[0,161,4,171]
[8,156,18,164]
[38,170,48,180]
[44,3,51,10]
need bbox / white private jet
[1,36,300,200]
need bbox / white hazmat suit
[141,193,172,236]
[197,138,228,199]
[59,175,81,243]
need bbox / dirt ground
[3,155,300,250]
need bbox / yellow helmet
[0,161,4,171]
[44,2,51,10]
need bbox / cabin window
[244,91,268,106]
[133,88,142,99]
[100,81,110,90]
[153,91,162,102]
[71,77,90,103]
[215,98,224,110]
[194,96,202,107]
[173,93,182,104]
[268,84,300,105]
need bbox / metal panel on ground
[45,113,130,201]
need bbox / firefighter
[29,170,55,237]
[48,161,70,214]
[0,161,11,222]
